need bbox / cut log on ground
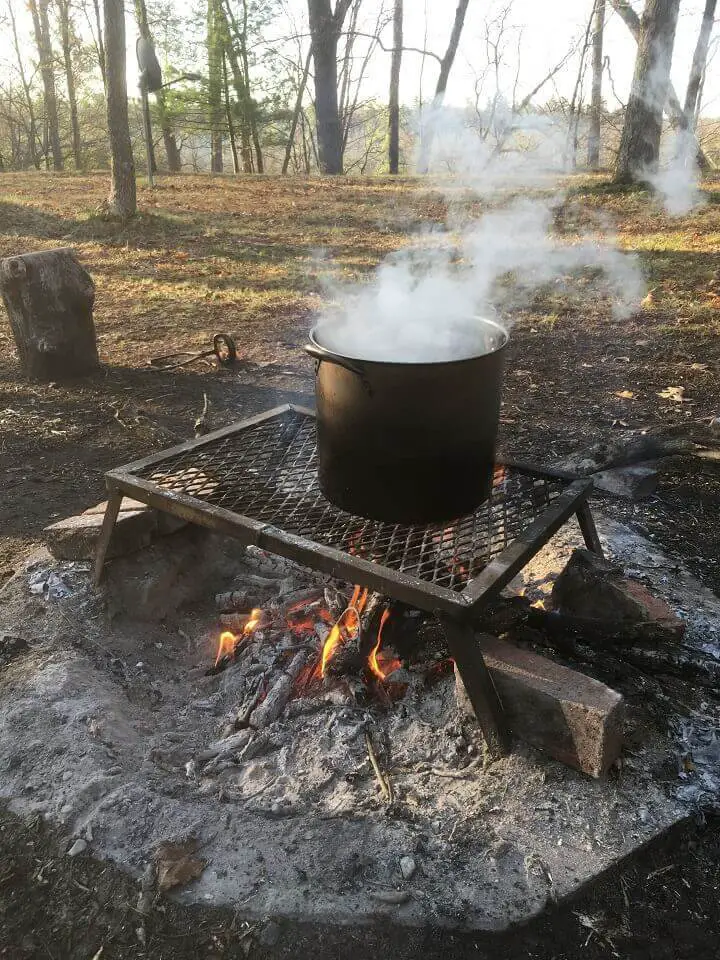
[0,248,98,380]
[455,635,624,777]
[553,434,693,476]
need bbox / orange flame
[244,608,263,633]
[215,630,237,668]
[368,608,391,680]
[214,607,263,667]
[319,586,368,678]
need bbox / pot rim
[308,315,509,366]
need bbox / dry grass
[0,170,719,583]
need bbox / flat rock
[67,838,87,857]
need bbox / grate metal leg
[436,613,510,759]
[93,488,123,587]
[576,502,604,556]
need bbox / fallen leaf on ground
[640,290,656,309]
[154,839,206,892]
[690,363,709,372]
[657,386,689,402]
[614,390,635,399]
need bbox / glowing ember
[215,630,237,668]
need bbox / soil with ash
[1,806,718,960]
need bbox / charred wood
[251,651,307,729]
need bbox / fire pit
[92,405,604,756]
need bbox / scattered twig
[364,729,393,803]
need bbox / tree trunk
[388,0,402,174]
[104,0,137,217]
[57,0,83,169]
[307,0,352,174]
[133,0,182,172]
[29,0,64,170]
[93,0,107,89]
[222,53,241,174]
[435,0,471,99]
[0,249,98,381]
[218,0,256,172]
[219,11,253,172]
[239,0,263,172]
[207,0,224,173]
[587,0,605,170]
[282,46,313,175]
[614,0,680,183]
[156,89,182,172]
[417,0,471,173]
[7,0,41,169]
[682,0,717,127]
[610,0,711,172]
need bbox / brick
[44,509,157,561]
[84,499,186,536]
[591,466,658,500]
[551,548,685,640]
[456,635,624,778]
[83,498,149,515]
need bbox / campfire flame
[213,586,402,690]
[213,607,263,667]
[368,607,391,680]
[214,630,237,668]
[320,585,368,678]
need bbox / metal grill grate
[130,408,569,594]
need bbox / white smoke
[315,105,646,363]
[647,128,705,216]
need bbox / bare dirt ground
[1,171,719,957]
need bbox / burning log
[324,585,347,620]
[251,651,308,729]
[326,590,385,678]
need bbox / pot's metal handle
[305,344,373,395]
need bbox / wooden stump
[0,247,98,380]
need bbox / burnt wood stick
[251,651,307,729]
[324,585,347,620]
[437,614,510,758]
[216,590,250,613]
[196,728,253,765]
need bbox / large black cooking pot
[305,317,508,523]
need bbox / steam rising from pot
[315,110,649,364]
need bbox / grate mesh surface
[131,409,568,593]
